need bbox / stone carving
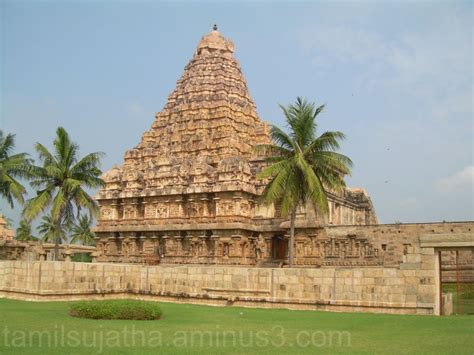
[0,214,14,241]
[255,234,267,260]
[94,27,378,265]
[100,207,113,220]
[240,201,250,216]
[144,205,156,219]
[157,205,168,218]
[123,206,136,220]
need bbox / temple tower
[95,28,377,265]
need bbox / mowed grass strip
[0,298,473,354]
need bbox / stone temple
[1,27,473,317]
[94,28,378,265]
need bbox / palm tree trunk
[288,206,296,267]
[54,211,63,261]
[54,219,60,261]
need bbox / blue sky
[1,0,473,227]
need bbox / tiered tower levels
[98,29,270,202]
[95,28,377,265]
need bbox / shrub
[69,300,162,320]
[71,253,92,263]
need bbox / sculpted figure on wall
[157,205,168,218]
[144,204,156,219]
[100,207,113,220]
[123,206,136,220]
[255,234,267,260]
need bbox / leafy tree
[37,214,66,243]
[15,219,38,241]
[257,97,352,267]
[23,127,104,260]
[0,131,31,208]
[70,214,96,246]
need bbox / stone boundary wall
[0,260,437,315]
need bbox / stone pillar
[175,198,183,217]
[110,200,119,220]
[200,197,209,216]
[233,195,242,216]
[150,235,160,256]
[213,197,221,215]
[131,199,140,220]
[231,235,242,257]
[176,236,183,256]
[328,201,333,224]
[64,249,72,262]
[188,198,194,217]
[37,248,46,261]
[434,249,441,316]
[143,200,150,219]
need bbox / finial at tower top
[196,24,234,56]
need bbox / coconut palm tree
[15,220,38,241]
[257,97,352,267]
[23,127,105,260]
[70,214,96,246]
[0,131,31,208]
[37,214,66,243]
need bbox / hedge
[69,300,162,320]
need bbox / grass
[0,298,473,354]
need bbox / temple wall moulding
[95,28,383,266]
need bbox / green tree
[0,131,31,208]
[15,220,38,241]
[23,127,105,260]
[70,214,96,246]
[37,214,66,243]
[257,97,352,267]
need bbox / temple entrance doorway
[439,248,474,315]
[272,235,288,261]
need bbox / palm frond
[295,153,329,214]
[269,126,296,151]
[22,188,53,221]
[258,98,351,219]
[0,131,30,207]
[305,131,346,153]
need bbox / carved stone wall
[0,214,14,241]
[0,240,96,262]
[95,28,379,265]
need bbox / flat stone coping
[419,233,474,248]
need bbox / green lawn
[0,298,472,354]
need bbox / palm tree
[0,131,31,208]
[37,214,66,243]
[15,220,38,241]
[70,214,96,246]
[257,97,352,267]
[23,127,105,260]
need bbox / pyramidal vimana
[95,27,377,265]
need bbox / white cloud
[435,166,474,193]
[298,9,472,117]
